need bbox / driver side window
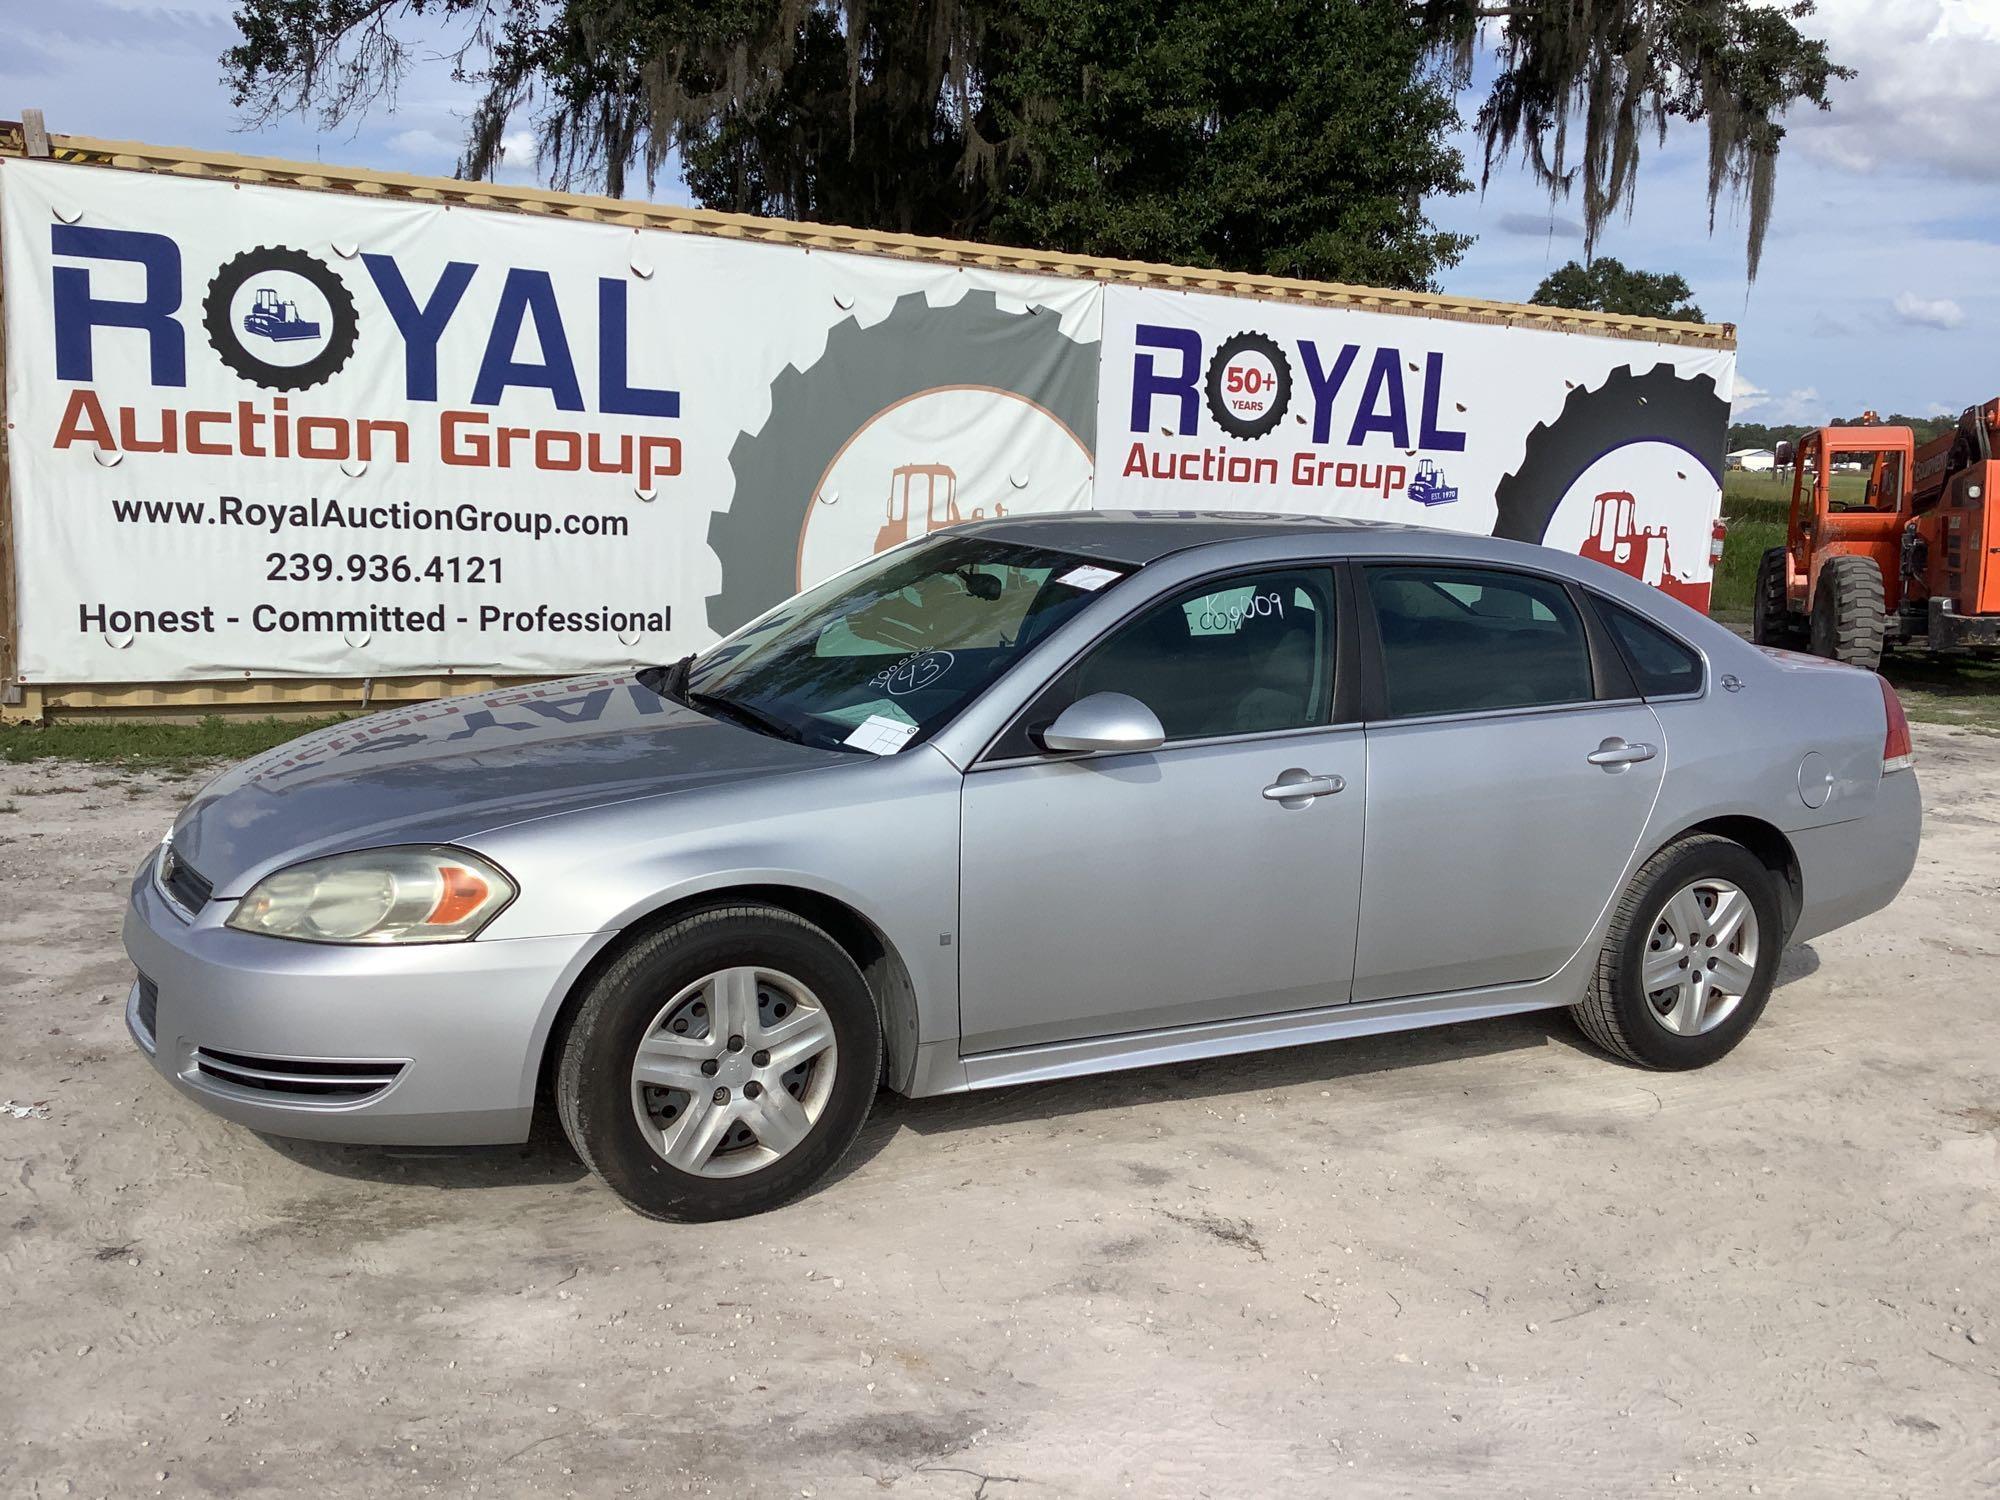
[1016,568,1336,751]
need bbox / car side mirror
[1037,692,1166,755]
[1774,439,1795,469]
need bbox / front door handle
[1263,770,1345,805]
[1587,738,1657,769]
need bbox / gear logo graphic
[202,246,360,392]
[1203,331,1292,441]
[707,290,1098,634]
[1492,364,1727,545]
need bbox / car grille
[160,851,214,916]
[192,1047,406,1103]
[133,974,160,1052]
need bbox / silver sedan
[123,515,1921,1220]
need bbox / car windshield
[684,536,1130,753]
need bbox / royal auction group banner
[0,156,1734,684]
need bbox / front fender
[466,746,965,1091]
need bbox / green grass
[1882,653,2000,735]
[0,714,353,772]
[1710,473,1794,616]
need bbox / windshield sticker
[1057,564,1123,592]
[844,715,920,756]
[871,649,955,696]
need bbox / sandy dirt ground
[2,725,1996,1499]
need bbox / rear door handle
[1263,771,1345,804]
[1587,738,1657,769]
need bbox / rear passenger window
[1597,599,1704,697]
[1366,566,1593,718]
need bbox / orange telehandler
[1753,402,2000,665]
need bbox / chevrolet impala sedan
[125,514,1921,1220]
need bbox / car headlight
[225,846,516,944]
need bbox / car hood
[167,673,840,894]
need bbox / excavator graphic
[873,463,1004,553]
[242,287,322,343]
[1579,490,1721,611]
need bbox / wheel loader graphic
[873,463,1005,554]
[241,287,322,343]
[1406,458,1459,507]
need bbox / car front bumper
[122,856,611,1146]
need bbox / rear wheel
[1808,555,1886,668]
[1572,834,1784,1069]
[1752,547,1803,647]
[556,905,881,1221]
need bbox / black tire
[1808,555,1886,669]
[1492,365,1729,545]
[201,246,360,392]
[556,905,881,1221]
[1202,330,1293,440]
[1751,546,1803,646]
[1571,834,1785,1070]
[706,288,1098,634]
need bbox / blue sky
[3,0,1996,427]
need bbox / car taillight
[1709,518,1727,565]
[1878,675,1913,773]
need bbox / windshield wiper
[637,652,697,702]
[685,689,805,744]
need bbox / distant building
[1728,447,1777,472]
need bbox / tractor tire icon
[1492,363,1728,544]
[707,289,1098,634]
[202,246,359,392]
[1203,330,1292,441]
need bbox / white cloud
[1731,375,1825,426]
[1793,0,2000,181]
[387,127,456,158]
[1892,291,1967,330]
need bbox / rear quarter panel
[1640,636,1918,945]
[1646,642,1888,840]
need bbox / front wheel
[1808,555,1887,668]
[1571,834,1785,1069]
[556,905,881,1221]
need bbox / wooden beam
[0,124,1736,349]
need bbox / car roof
[957,509,1416,565]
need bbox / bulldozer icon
[1407,457,1459,507]
[1578,489,1710,609]
[241,287,322,344]
[873,463,1006,553]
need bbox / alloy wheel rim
[1642,878,1760,1037]
[629,966,838,1178]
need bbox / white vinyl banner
[0,159,1101,682]
[1095,287,1736,610]
[1,158,1736,686]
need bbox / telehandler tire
[1752,547,1804,647]
[1808,555,1886,669]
